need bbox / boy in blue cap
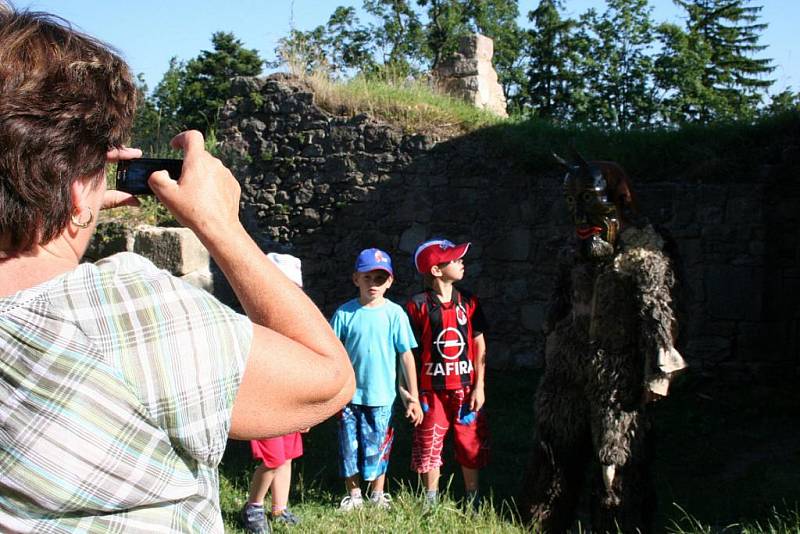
[330,248,423,510]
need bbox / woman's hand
[148,130,242,241]
[102,147,142,209]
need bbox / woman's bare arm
[149,130,354,438]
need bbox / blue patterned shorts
[337,403,394,480]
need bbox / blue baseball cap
[355,248,394,276]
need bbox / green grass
[285,71,800,182]
[294,72,506,137]
[476,107,800,180]
[217,369,800,532]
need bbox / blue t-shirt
[330,298,417,406]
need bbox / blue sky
[13,0,799,96]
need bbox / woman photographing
[0,6,354,532]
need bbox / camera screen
[116,158,182,195]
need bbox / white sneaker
[338,494,364,511]
[369,492,392,510]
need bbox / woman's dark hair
[0,5,136,253]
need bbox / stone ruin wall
[433,34,508,118]
[94,74,800,382]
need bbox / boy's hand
[469,386,485,412]
[406,402,424,426]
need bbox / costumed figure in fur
[519,153,687,533]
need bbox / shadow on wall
[208,74,800,377]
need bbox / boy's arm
[398,350,423,425]
[469,333,486,412]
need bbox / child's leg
[360,405,394,492]
[461,466,479,491]
[338,405,360,482]
[247,463,277,505]
[370,473,386,494]
[452,389,490,495]
[338,404,365,507]
[344,473,362,493]
[422,468,440,491]
[269,460,292,513]
[412,391,449,494]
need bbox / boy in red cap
[405,239,490,509]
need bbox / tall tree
[764,89,800,115]
[522,0,581,120]
[323,6,375,75]
[653,21,716,123]
[417,0,469,68]
[363,0,424,76]
[463,0,525,101]
[417,0,525,98]
[131,59,189,152]
[175,32,263,132]
[673,0,774,121]
[130,74,160,150]
[577,0,658,129]
[268,27,330,75]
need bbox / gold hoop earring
[71,207,94,229]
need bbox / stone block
[133,226,209,276]
[87,220,134,260]
[521,303,546,331]
[672,187,697,226]
[704,265,763,321]
[635,184,674,224]
[399,223,428,254]
[487,226,530,261]
[301,144,324,157]
[440,59,480,77]
[677,239,702,266]
[180,267,214,293]
[725,195,763,224]
[295,208,321,228]
[433,34,507,117]
[487,341,512,369]
[393,193,432,223]
[686,336,732,363]
[698,206,724,224]
[502,279,528,301]
[458,33,494,61]
[475,279,497,299]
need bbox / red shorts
[250,432,303,469]
[411,387,489,473]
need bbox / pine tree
[577,0,658,129]
[653,21,716,123]
[522,0,581,120]
[176,32,263,132]
[673,0,774,121]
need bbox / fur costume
[519,223,686,533]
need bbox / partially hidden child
[330,248,423,510]
[241,253,306,533]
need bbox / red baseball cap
[414,239,471,274]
